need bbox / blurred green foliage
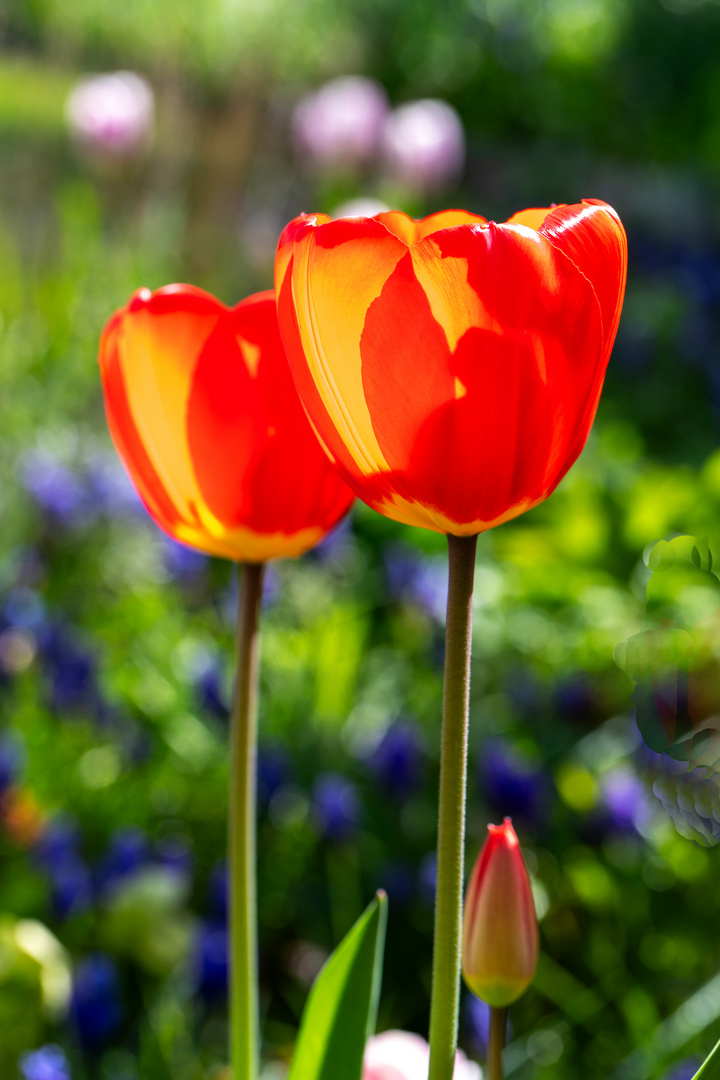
[1,2,720,1080]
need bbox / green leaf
[692,1037,720,1080]
[287,890,388,1080]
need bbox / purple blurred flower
[419,851,437,905]
[208,862,228,922]
[195,663,230,722]
[35,816,94,918]
[601,769,650,833]
[258,744,292,806]
[382,99,465,190]
[385,545,447,622]
[293,76,389,168]
[35,816,80,864]
[161,537,208,582]
[662,1060,702,1080]
[195,921,228,1000]
[65,72,155,158]
[378,860,415,905]
[0,731,23,796]
[86,455,144,516]
[368,722,424,799]
[20,451,88,526]
[50,857,94,918]
[71,954,123,1050]
[555,674,595,721]
[479,739,549,822]
[311,516,355,564]
[20,1045,71,1080]
[4,587,47,632]
[96,827,150,895]
[464,994,491,1056]
[157,833,195,878]
[312,773,362,842]
[38,624,100,717]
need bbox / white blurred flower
[65,72,155,158]
[383,99,465,190]
[332,197,390,219]
[293,76,389,168]
[363,1030,481,1080]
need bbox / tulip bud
[462,818,538,1007]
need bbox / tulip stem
[230,561,265,1080]
[488,1007,508,1080]
[428,533,478,1080]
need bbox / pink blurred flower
[292,76,389,168]
[382,99,465,190]
[65,72,155,158]
[363,1030,481,1080]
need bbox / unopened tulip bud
[462,818,538,1007]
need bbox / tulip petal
[99,310,184,533]
[100,282,353,561]
[538,199,628,360]
[360,222,606,532]
[289,217,408,481]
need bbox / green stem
[487,1007,508,1080]
[230,561,265,1080]
[428,534,478,1080]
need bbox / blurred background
[2,0,720,1078]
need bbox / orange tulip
[99,285,354,561]
[275,203,627,535]
[462,819,538,1007]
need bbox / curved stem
[428,534,477,1080]
[487,1007,508,1080]
[230,561,265,1080]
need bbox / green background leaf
[287,890,388,1080]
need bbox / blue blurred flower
[555,675,596,721]
[20,450,88,527]
[208,862,228,922]
[367,722,424,799]
[0,731,23,796]
[4,587,47,632]
[51,857,94,918]
[71,954,123,1050]
[384,544,447,621]
[479,739,549,822]
[258,744,291,806]
[161,537,208,582]
[38,624,101,717]
[464,993,491,1056]
[312,773,362,842]
[35,816,94,918]
[96,827,150,895]
[157,833,195,878]
[419,851,437,905]
[661,1058,702,1080]
[195,921,228,1000]
[310,517,354,564]
[35,816,82,869]
[86,454,143,517]
[377,860,415,905]
[194,662,230,722]
[601,769,650,833]
[20,1044,72,1080]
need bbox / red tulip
[275,203,627,535]
[99,285,354,561]
[462,819,539,1007]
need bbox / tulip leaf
[287,890,388,1080]
[692,1036,720,1080]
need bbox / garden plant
[6,3,720,1080]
